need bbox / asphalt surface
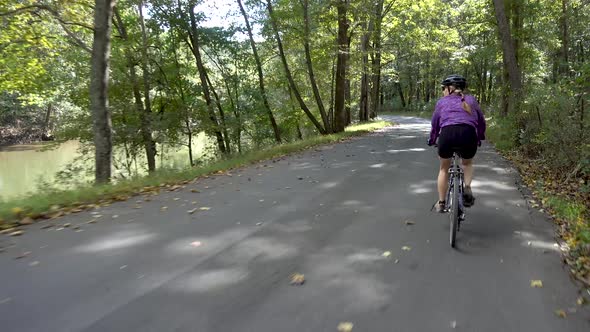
[1,116,588,332]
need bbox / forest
[1,1,589,273]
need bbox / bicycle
[429,141,467,248]
[445,151,466,248]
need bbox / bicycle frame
[446,153,465,217]
[446,153,465,246]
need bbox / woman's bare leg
[438,158,452,202]
[461,158,473,187]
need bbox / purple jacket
[428,94,486,146]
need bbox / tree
[333,0,349,133]
[265,0,326,135]
[91,0,117,183]
[492,0,522,115]
[237,0,282,142]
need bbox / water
[0,133,214,200]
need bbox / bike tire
[449,175,460,247]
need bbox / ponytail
[457,90,472,114]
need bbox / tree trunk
[329,56,336,132]
[237,0,281,142]
[43,103,52,134]
[205,71,231,154]
[359,20,370,122]
[113,7,156,172]
[266,0,326,134]
[138,2,156,172]
[560,0,569,75]
[187,1,227,153]
[333,0,349,132]
[90,0,116,184]
[492,0,522,115]
[185,118,194,166]
[369,0,383,119]
[396,82,406,108]
[302,0,331,132]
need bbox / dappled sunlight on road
[220,236,299,264]
[169,267,249,293]
[319,181,339,189]
[165,228,250,256]
[472,178,517,193]
[513,230,560,252]
[370,163,387,168]
[474,164,513,175]
[75,231,156,253]
[289,162,318,170]
[309,246,397,312]
[387,148,426,154]
[408,179,436,194]
[340,200,364,206]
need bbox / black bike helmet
[441,74,467,90]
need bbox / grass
[0,120,391,226]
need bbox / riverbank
[0,120,391,229]
[0,126,51,147]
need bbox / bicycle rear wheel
[449,175,460,247]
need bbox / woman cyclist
[428,75,486,213]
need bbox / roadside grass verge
[0,120,391,228]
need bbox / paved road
[1,116,588,332]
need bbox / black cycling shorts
[437,124,478,159]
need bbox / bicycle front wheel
[449,175,460,247]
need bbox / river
[0,133,214,201]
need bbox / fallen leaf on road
[191,201,197,205]
[555,309,566,318]
[405,220,415,225]
[18,217,34,225]
[259,199,264,202]
[187,208,198,214]
[63,223,71,228]
[199,207,211,211]
[382,251,391,257]
[402,246,411,251]
[190,241,202,247]
[160,206,168,211]
[577,297,586,306]
[394,259,399,264]
[256,222,263,226]
[290,273,305,285]
[337,322,353,332]
[190,189,200,193]
[530,280,543,288]
[14,251,31,259]
[50,211,64,219]
[173,198,180,201]
[29,261,39,267]
[120,265,127,270]
[9,230,23,237]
